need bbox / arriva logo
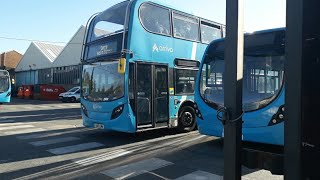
[152,43,174,53]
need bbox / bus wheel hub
[182,112,193,126]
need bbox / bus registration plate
[94,123,104,129]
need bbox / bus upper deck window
[201,22,222,44]
[173,13,199,41]
[139,3,171,36]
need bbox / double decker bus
[195,28,285,145]
[0,70,11,103]
[81,0,224,133]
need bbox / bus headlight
[268,105,285,126]
[111,104,124,120]
[193,103,203,120]
[6,92,11,97]
[81,104,88,117]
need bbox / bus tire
[70,97,76,103]
[178,106,196,132]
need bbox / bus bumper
[197,118,284,145]
[243,123,284,146]
[0,96,10,103]
[82,105,136,133]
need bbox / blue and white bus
[195,28,285,145]
[81,0,224,133]
[0,70,11,103]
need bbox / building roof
[33,42,64,62]
[15,42,63,72]
[0,50,22,55]
[0,50,23,69]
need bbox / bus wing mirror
[118,58,126,74]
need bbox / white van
[59,86,80,102]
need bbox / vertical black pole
[284,0,303,179]
[224,0,244,179]
[286,0,320,179]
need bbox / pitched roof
[0,50,22,55]
[51,26,85,67]
[15,42,64,72]
[33,42,64,62]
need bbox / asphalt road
[0,98,283,180]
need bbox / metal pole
[284,0,303,176]
[224,0,244,179]
[286,0,320,179]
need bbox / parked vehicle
[80,0,225,133]
[195,28,285,145]
[0,70,11,103]
[59,86,80,102]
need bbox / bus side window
[139,3,171,36]
[175,69,197,95]
[173,12,199,41]
[200,22,222,44]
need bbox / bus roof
[204,27,285,57]
[209,27,285,44]
[131,0,224,26]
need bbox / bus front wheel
[178,106,196,132]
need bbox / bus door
[154,65,169,124]
[135,63,169,128]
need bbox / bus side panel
[243,123,284,145]
[0,87,11,103]
[195,96,224,137]
[169,96,179,125]
[168,95,195,126]
[0,95,10,103]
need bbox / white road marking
[3,128,46,135]
[175,171,223,180]
[37,105,50,108]
[55,105,70,108]
[29,137,80,146]
[101,158,173,179]
[22,106,34,109]
[47,142,104,155]
[160,135,206,147]
[74,149,132,166]
[16,128,89,140]
[0,125,34,131]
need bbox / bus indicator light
[118,58,126,74]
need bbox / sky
[0,0,286,54]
